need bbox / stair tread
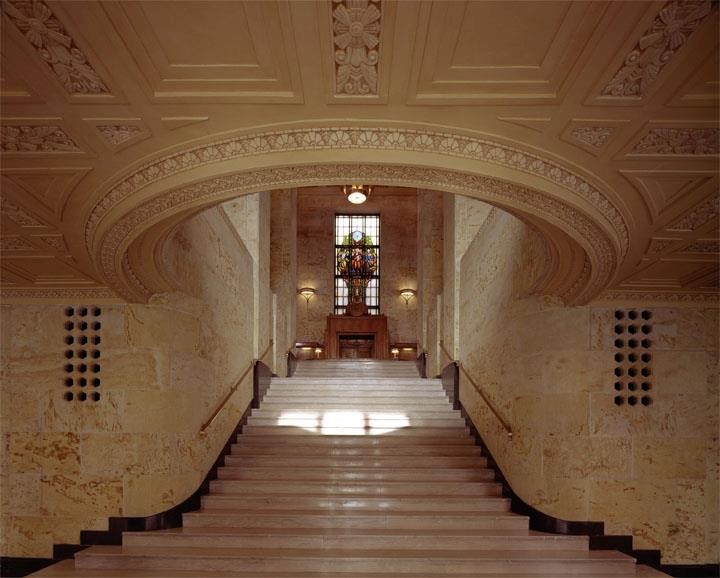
[80,545,635,561]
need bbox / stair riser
[217,468,496,482]
[200,496,510,512]
[234,435,474,446]
[77,555,634,574]
[182,513,529,531]
[223,456,484,468]
[240,427,468,437]
[122,534,589,551]
[230,446,483,457]
[208,481,502,497]
[247,418,465,427]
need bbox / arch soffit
[86,126,630,303]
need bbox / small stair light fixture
[342,184,372,204]
[399,288,416,308]
[391,347,400,360]
[314,347,323,359]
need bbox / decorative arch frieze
[83,125,629,303]
[97,163,618,305]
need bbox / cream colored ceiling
[0,0,718,303]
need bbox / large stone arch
[84,125,630,304]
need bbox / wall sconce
[298,287,316,315]
[399,288,416,308]
[391,347,399,360]
[314,347,322,359]
[298,287,316,303]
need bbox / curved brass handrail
[200,340,273,434]
[439,340,513,439]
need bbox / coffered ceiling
[0,0,718,303]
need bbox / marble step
[269,379,439,386]
[229,444,484,457]
[32,558,671,577]
[217,466,496,482]
[233,434,475,446]
[264,391,448,398]
[182,510,529,531]
[247,416,465,427]
[122,527,588,551]
[259,399,454,408]
[223,455,485,468]
[240,426,469,437]
[200,495,511,512]
[75,546,636,574]
[252,408,458,417]
[208,480,503,497]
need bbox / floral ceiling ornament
[1,0,110,95]
[570,127,614,149]
[0,125,81,152]
[96,125,142,147]
[601,0,715,97]
[332,0,382,95]
[631,128,719,155]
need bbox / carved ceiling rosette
[332,0,382,95]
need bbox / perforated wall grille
[612,309,652,407]
[63,306,101,402]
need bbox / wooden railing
[439,340,513,439]
[200,340,273,433]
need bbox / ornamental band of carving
[601,0,715,98]
[630,128,719,155]
[570,127,614,149]
[97,125,142,147]
[97,164,616,305]
[2,0,110,95]
[0,125,81,152]
[332,0,382,96]
[86,127,629,256]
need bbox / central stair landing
[34,360,668,577]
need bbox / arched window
[334,214,380,315]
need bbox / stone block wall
[456,208,719,564]
[1,204,262,557]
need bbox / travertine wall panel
[457,208,719,564]
[296,187,417,346]
[1,204,263,557]
[270,189,298,373]
[417,190,443,367]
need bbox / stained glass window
[334,214,380,315]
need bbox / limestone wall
[457,208,719,564]
[270,189,298,374]
[417,190,443,370]
[296,187,418,346]
[1,204,261,557]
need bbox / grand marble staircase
[36,360,667,577]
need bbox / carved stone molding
[570,127,614,149]
[96,163,617,306]
[332,0,382,96]
[601,0,715,98]
[0,237,35,251]
[630,128,719,155]
[600,290,719,305]
[1,0,110,95]
[86,126,629,256]
[0,125,80,152]
[683,240,720,253]
[96,124,142,147]
[0,287,120,302]
[667,196,719,231]
[0,198,45,227]
[37,235,66,251]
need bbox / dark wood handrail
[439,340,513,439]
[200,340,273,433]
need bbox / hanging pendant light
[342,184,372,204]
